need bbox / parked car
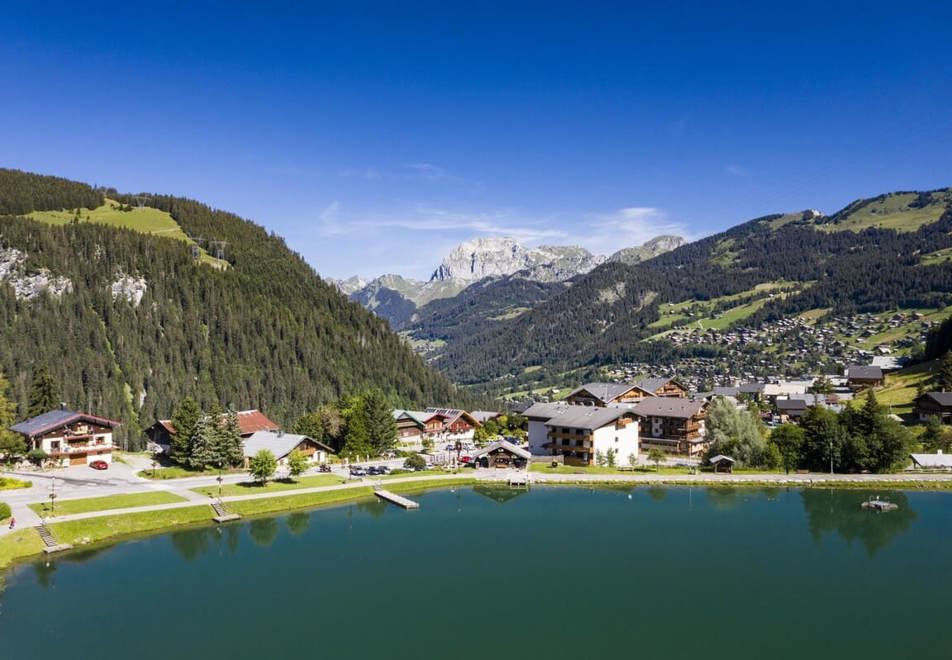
[349,467,367,477]
[318,464,332,473]
[89,460,109,470]
[459,455,472,464]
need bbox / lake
[2,485,951,659]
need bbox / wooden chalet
[242,430,333,468]
[917,392,952,424]
[10,407,121,467]
[565,378,687,408]
[471,440,531,469]
[424,408,481,439]
[846,365,885,390]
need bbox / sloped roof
[425,407,480,427]
[524,402,635,430]
[567,382,640,404]
[632,397,705,419]
[471,439,531,460]
[739,383,766,394]
[910,453,952,469]
[242,430,332,460]
[153,409,279,437]
[710,454,735,464]
[847,365,884,380]
[713,386,740,397]
[393,409,431,427]
[921,392,952,407]
[635,377,683,394]
[471,410,502,423]
[11,409,121,438]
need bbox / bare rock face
[429,237,607,284]
[110,270,148,306]
[606,235,686,265]
[0,247,74,300]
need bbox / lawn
[190,474,344,497]
[529,463,694,476]
[226,487,376,516]
[922,247,952,266]
[138,465,245,480]
[0,476,32,490]
[30,198,229,269]
[876,359,937,416]
[29,491,186,516]
[0,529,46,570]
[817,191,951,233]
[48,505,215,546]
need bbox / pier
[374,489,420,509]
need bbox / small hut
[472,440,531,470]
[710,454,735,474]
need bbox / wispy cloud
[725,163,748,177]
[337,162,480,187]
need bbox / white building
[523,403,639,467]
[10,408,121,468]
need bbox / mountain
[0,168,471,447]
[607,235,686,265]
[421,188,952,389]
[345,234,682,327]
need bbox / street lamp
[217,461,224,502]
[48,478,58,517]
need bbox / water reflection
[354,499,388,519]
[472,484,530,504]
[645,486,668,502]
[33,561,57,590]
[800,489,916,557]
[170,527,214,561]
[286,512,310,536]
[248,518,279,548]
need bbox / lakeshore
[4,465,952,572]
[3,485,951,660]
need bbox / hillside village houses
[145,409,280,455]
[10,407,121,467]
[917,392,952,424]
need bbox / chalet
[564,378,687,408]
[917,392,952,424]
[392,410,429,449]
[10,408,120,467]
[632,397,708,457]
[471,440,531,469]
[846,365,885,389]
[146,409,279,454]
[242,430,333,468]
[424,408,481,440]
[523,402,639,466]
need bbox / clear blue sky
[3,1,951,279]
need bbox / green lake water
[2,485,951,659]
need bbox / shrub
[403,454,427,471]
[0,502,11,521]
[26,448,48,466]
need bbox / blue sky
[3,1,951,279]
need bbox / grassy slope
[29,198,227,268]
[818,191,951,233]
[0,477,32,490]
[876,359,937,415]
[48,506,214,545]
[29,491,186,517]
[649,281,801,335]
[191,474,344,497]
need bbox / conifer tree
[937,352,952,391]
[27,364,60,418]
[220,408,245,467]
[364,389,397,455]
[170,398,201,465]
[187,414,216,469]
[0,370,26,459]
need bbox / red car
[89,460,109,470]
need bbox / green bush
[0,502,11,521]
[403,454,427,471]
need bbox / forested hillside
[430,189,952,387]
[0,169,470,447]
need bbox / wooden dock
[212,500,241,523]
[375,489,420,509]
[508,473,529,487]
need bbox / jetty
[211,500,241,523]
[374,488,420,509]
[35,524,72,554]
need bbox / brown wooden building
[846,365,885,390]
[632,397,708,456]
[917,392,952,424]
[10,408,120,467]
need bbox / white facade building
[523,403,639,466]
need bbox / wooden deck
[374,489,420,509]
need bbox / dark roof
[635,377,683,394]
[632,398,706,419]
[521,402,635,430]
[567,382,639,404]
[847,365,884,380]
[739,383,766,394]
[776,398,809,412]
[153,409,279,437]
[713,386,740,397]
[471,439,531,460]
[10,409,121,438]
[921,392,952,407]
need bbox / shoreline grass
[191,474,345,497]
[4,475,952,573]
[0,477,32,490]
[138,465,245,480]
[29,491,186,517]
